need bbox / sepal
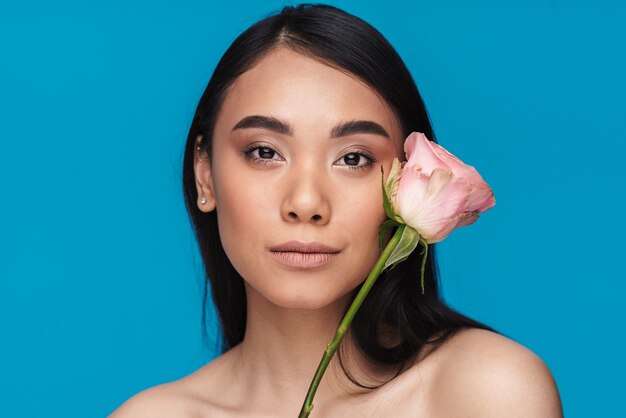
[381,161,404,224]
[383,225,421,272]
[378,219,402,251]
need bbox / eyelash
[243,145,378,171]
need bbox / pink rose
[389,132,496,244]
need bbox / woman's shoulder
[107,380,199,417]
[419,327,563,417]
[108,353,230,418]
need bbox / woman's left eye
[335,151,378,171]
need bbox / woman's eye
[336,151,378,171]
[243,145,377,171]
[243,145,283,165]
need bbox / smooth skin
[110,46,563,417]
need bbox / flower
[380,132,496,293]
[391,132,496,243]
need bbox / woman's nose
[279,167,331,225]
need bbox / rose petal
[423,138,488,187]
[456,211,479,228]
[467,186,496,212]
[427,213,468,243]
[404,132,450,174]
[396,167,472,242]
[393,164,429,215]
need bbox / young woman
[111,4,563,417]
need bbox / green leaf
[383,225,421,272]
[381,166,396,221]
[381,162,404,224]
[379,219,401,251]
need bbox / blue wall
[1,1,623,416]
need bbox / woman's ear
[193,135,217,212]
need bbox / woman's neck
[227,282,368,415]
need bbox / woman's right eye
[243,145,283,165]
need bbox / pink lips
[269,240,341,268]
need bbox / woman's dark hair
[182,3,500,390]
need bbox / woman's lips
[269,251,340,268]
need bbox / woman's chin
[247,281,354,311]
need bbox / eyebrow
[231,115,390,139]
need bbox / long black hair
[182,3,499,390]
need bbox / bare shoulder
[428,328,564,418]
[108,380,199,418]
[108,350,237,418]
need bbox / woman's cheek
[341,183,385,241]
[213,170,266,264]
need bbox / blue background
[1,0,624,416]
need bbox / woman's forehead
[215,47,403,142]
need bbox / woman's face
[194,46,405,310]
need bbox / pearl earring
[201,196,206,205]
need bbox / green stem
[297,225,406,418]
[420,239,428,295]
